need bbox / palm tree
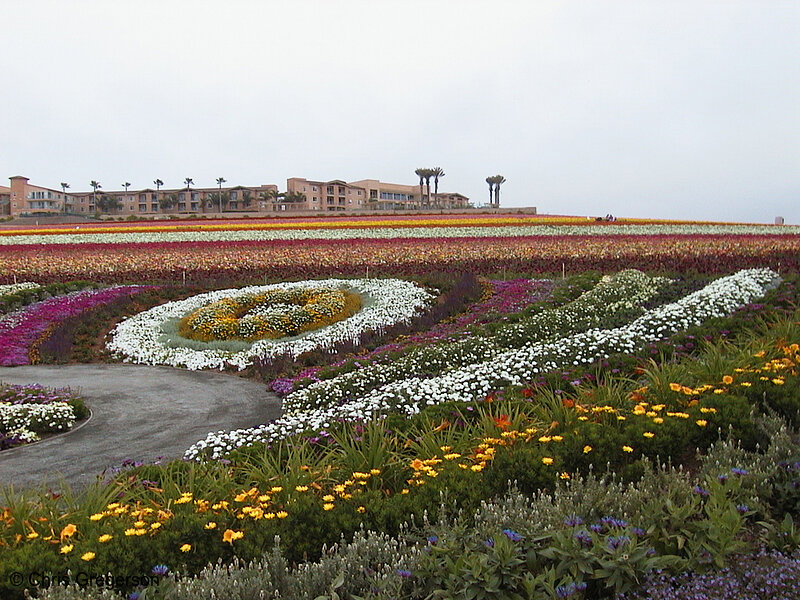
[259,189,280,211]
[421,168,434,209]
[60,182,70,213]
[431,167,445,208]
[160,193,178,211]
[414,168,426,209]
[486,177,494,208]
[489,175,506,208]
[215,177,226,214]
[90,181,101,210]
[153,179,163,209]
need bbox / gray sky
[3,1,798,223]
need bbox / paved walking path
[0,364,281,491]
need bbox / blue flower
[736,504,750,514]
[151,564,169,576]
[396,569,412,578]
[563,515,584,527]
[731,467,749,476]
[607,535,630,550]
[503,529,523,542]
[427,535,439,545]
[573,530,593,547]
[484,538,495,548]
[693,485,710,497]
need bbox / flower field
[1,216,799,284]
[1,216,800,600]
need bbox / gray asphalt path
[0,364,281,491]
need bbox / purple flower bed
[617,549,800,600]
[0,382,77,404]
[270,278,555,394]
[0,285,155,366]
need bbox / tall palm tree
[90,181,101,210]
[60,182,70,213]
[491,175,506,208]
[431,167,445,208]
[422,168,434,209]
[414,168,427,209]
[215,177,226,213]
[486,177,494,208]
[153,179,163,209]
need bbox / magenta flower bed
[0,286,154,366]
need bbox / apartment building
[287,177,471,212]
[6,175,471,217]
[7,176,279,218]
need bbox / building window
[139,204,147,212]
[327,186,334,194]
[312,186,318,192]
[230,191,238,201]
[312,196,318,202]
[151,204,159,212]
[178,193,185,201]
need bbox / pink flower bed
[0,286,155,366]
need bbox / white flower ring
[107,278,434,371]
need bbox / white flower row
[2,224,798,246]
[184,268,778,460]
[282,270,669,412]
[107,279,434,371]
[0,402,76,433]
[0,282,40,297]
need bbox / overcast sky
[2,1,798,223]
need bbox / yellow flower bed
[178,287,362,342]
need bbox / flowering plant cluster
[186,268,778,460]
[108,278,434,371]
[272,277,555,395]
[0,383,85,449]
[0,282,40,297]
[178,287,362,342]
[0,285,155,366]
[282,270,669,412]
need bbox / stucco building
[5,175,471,217]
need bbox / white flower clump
[0,282,40,297]
[0,402,76,433]
[2,224,799,246]
[107,279,434,371]
[184,268,778,460]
